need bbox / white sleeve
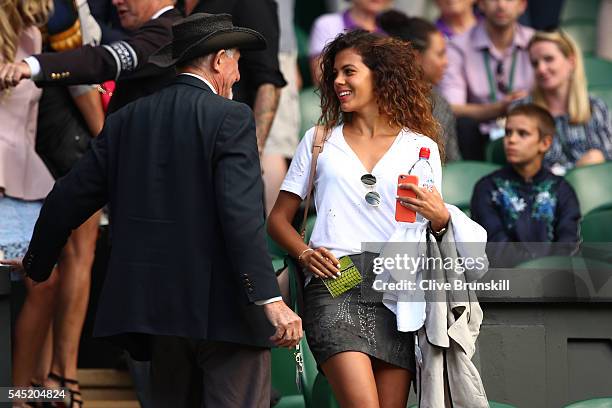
[280,127,315,199]
[254,296,283,305]
[24,56,42,81]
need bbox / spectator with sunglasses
[268,30,448,407]
[512,30,612,174]
[440,0,534,160]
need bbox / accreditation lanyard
[483,47,518,102]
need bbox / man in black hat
[8,13,302,407]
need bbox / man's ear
[211,49,226,73]
[539,133,553,153]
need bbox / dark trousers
[456,116,490,161]
[150,336,271,408]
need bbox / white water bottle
[409,147,434,192]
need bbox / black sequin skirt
[303,252,415,372]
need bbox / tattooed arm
[254,83,281,154]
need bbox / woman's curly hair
[317,30,444,159]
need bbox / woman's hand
[299,247,341,280]
[397,183,450,231]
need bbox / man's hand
[263,300,303,348]
[0,61,32,90]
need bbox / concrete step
[76,368,138,404]
[84,401,140,408]
[78,369,133,388]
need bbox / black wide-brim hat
[149,13,266,68]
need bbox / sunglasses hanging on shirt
[361,174,381,207]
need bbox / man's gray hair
[178,49,236,71]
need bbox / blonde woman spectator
[309,0,392,85]
[0,0,54,403]
[513,30,612,174]
[2,0,104,405]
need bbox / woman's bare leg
[321,351,380,408]
[48,212,100,382]
[372,358,412,408]
[32,326,53,385]
[12,269,59,386]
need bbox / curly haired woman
[268,30,449,407]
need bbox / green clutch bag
[322,255,362,297]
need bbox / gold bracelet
[297,248,314,263]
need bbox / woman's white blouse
[281,125,443,258]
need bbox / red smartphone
[395,174,418,222]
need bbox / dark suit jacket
[33,8,182,113]
[23,75,281,358]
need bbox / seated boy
[471,104,580,264]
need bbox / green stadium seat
[304,215,317,243]
[442,161,501,212]
[515,255,612,272]
[271,346,306,407]
[589,87,612,109]
[271,335,320,407]
[295,25,312,88]
[564,162,612,216]
[311,374,340,408]
[559,0,601,23]
[584,56,612,88]
[489,402,519,408]
[270,255,320,407]
[564,397,612,407]
[266,228,288,259]
[299,87,321,140]
[485,138,507,166]
[561,21,597,55]
[274,395,305,408]
[580,209,612,242]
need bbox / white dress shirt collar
[179,72,218,94]
[152,5,174,20]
